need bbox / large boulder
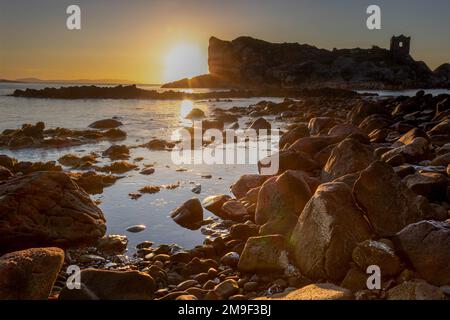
[0,172,106,252]
[393,220,450,286]
[289,136,341,157]
[308,117,337,135]
[347,102,387,126]
[353,161,436,237]
[59,269,156,300]
[231,174,268,199]
[255,170,313,236]
[258,149,320,175]
[0,247,64,300]
[322,138,375,181]
[290,182,372,281]
[170,198,204,230]
[238,235,289,273]
[352,240,402,277]
[279,125,309,149]
[381,137,430,164]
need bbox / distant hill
[14,78,139,85]
[0,79,23,83]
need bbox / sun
[163,43,208,83]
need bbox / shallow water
[0,83,282,251]
[2,82,448,252]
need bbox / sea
[0,82,449,251]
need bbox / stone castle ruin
[390,35,411,56]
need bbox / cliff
[162,36,450,89]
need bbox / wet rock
[171,198,204,230]
[381,137,430,164]
[231,174,268,199]
[290,182,371,281]
[70,171,118,195]
[59,269,156,300]
[289,136,341,157]
[322,138,375,181]
[392,128,429,147]
[0,247,64,300]
[403,172,448,201]
[256,170,313,236]
[352,240,402,277]
[0,165,13,181]
[58,154,97,168]
[213,279,239,299]
[139,185,161,194]
[0,172,106,252]
[176,280,199,291]
[358,114,391,135]
[89,119,122,129]
[186,108,205,119]
[220,252,240,267]
[13,161,62,175]
[126,225,146,233]
[221,200,248,222]
[328,123,366,137]
[238,235,288,273]
[347,102,387,126]
[140,139,175,151]
[202,194,232,220]
[182,258,218,277]
[191,184,201,194]
[308,117,337,135]
[279,125,309,149]
[230,223,260,241]
[96,235,128,255]
[354,161,437,237]
[256,283,353,300]
[98,161,138,174]
[249,117,271,131]
[340,266,370,292]
[140,167,155,175]
[258,149,320,175]
[393,220,450,286]
[102,145,129,160]
[386,280,445,300]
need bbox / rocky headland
[163,36,450,90]
[1,89,450,300]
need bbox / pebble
[176,280,199,291]
[126,224,146,233]
[191,184,202,194]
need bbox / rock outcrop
[0,247,64,300]
[0,171,106,252]
[163,36,450,89]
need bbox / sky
[1,0,449,84]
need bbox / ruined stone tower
[390,35,411,56]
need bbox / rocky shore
[1,89,450,300]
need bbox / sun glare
[163,43,208,83]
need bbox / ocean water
[0,82,282,251]
[1,82,448,252]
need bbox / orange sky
[1,0,449,84]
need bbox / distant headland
[163,35,450,90]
